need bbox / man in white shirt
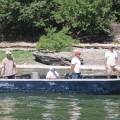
[46,66,60,79]
[104,47,120,78]
[71,50,81,79]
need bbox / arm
[57,75,60,79]
[56,71,60,79]
[1,67,5,77]
[71,64,75,73]
[104,52,108,68]
[115,52,118,64]
[14,63,17,74]
[13,58,17,74]
[115,57,118,64]
[104,57,107,66]
[1,60,5,77]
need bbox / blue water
[0,93,120,120]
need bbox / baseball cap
[6,50,12,54]
[74,50,81,55]
[110,46,114,49]
[50,66,55,70]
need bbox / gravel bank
[1,42,120,66]
[76,47,120,65]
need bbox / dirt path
[1,42,120,49]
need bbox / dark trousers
[5,75,16,79]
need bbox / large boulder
[33,51,74,65]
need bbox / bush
[36,27,79,52]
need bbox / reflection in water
[42,100,57,120]
[0,98,16,120]
[104,100,120,119]
[0,94,120,120]
[41,96,81,120]
[68,99,81,120]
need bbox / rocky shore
[1,42,120,66]
[33,46,120,66]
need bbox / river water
[0,93,120,120]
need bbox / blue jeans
[72,73,81,79]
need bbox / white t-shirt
[46,71,59,79]
[71,57,81,73]
[105,50,117,66]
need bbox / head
[74,50,81,57]
[109,47,114,52]
[6,50,12,58]
[50,66,55,72]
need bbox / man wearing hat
[46,66,60,79]
[71,50,81,79]
[104,46,120,78]
[1,50,17,79]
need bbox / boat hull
[0,79,120,94]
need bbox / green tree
[111,0,120,22]
[54,0,116,37]
[0,0,21,36]
[36,27,79,52]
[0,0,119,43]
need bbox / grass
[0,50,35,65]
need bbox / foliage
[111,0,120,22]
[0,0,119,43]
[36,27,79,52]
[0,50,34,64]
[0,0,21,34]
[54,0,116,36]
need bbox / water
[0,93,120,120]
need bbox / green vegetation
[0,0,119,44]
[0,51,34,64]
[36,27,79,52]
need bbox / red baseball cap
[74,51,81,55]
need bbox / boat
[0,73,120,95]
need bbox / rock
[33,47,120,66]
[33,51,73,65]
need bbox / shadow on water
[0,93,120,120]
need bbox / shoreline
[1,42,120,66]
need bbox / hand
[0,74,4,78]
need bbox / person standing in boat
[46,66,60,79]
[104,46,120,79]
[1,50,17,79]
[71,50,81,79]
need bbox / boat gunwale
[0,79,119,81]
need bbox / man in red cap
[71,50,81,79]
